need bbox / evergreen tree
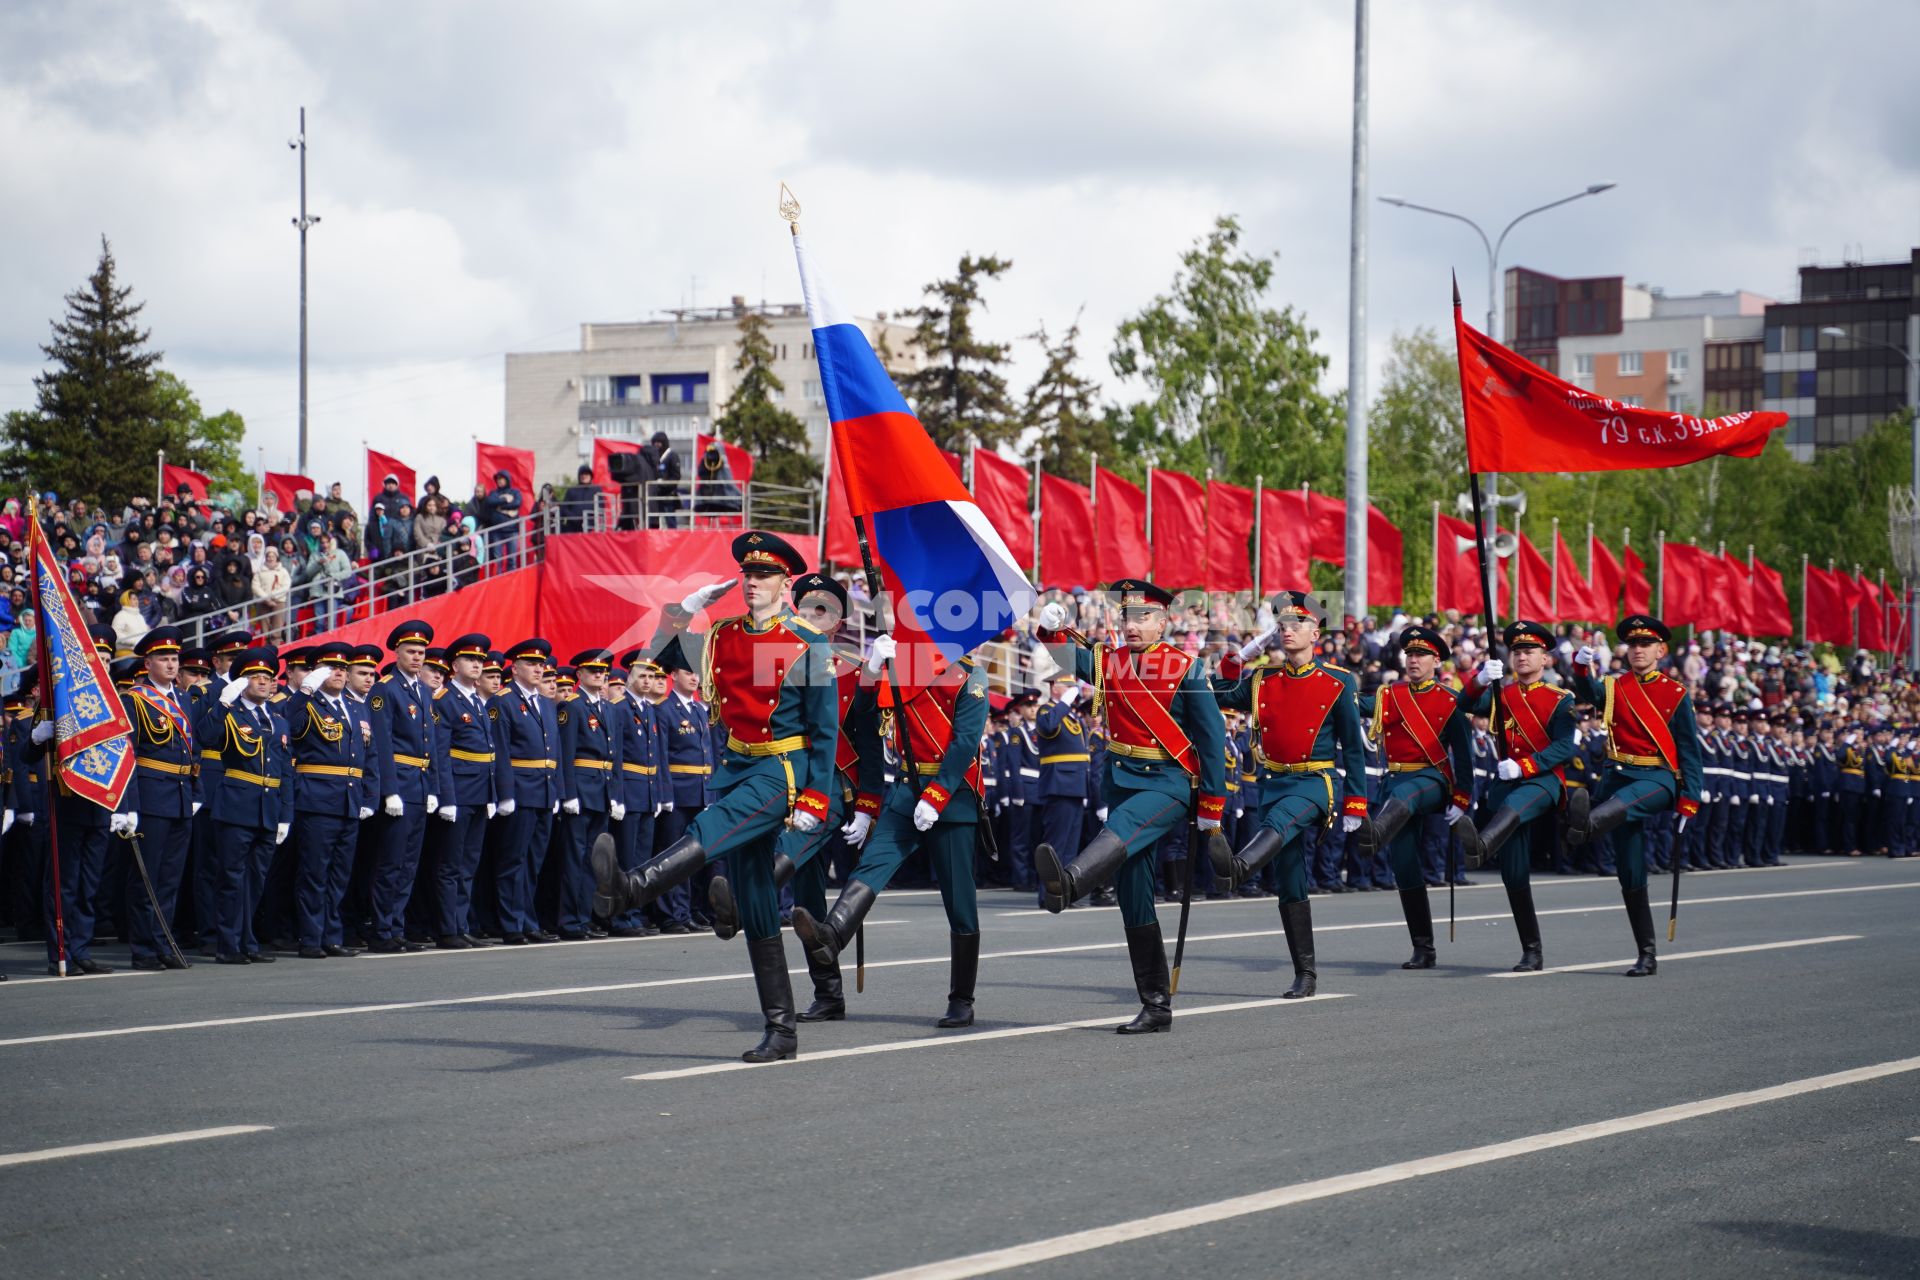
[897,253,1019,452]
[2,237,167,502]
[1023,315,1114,481]
[713,310,817,489]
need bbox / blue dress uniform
[594,530,841,1063]
[1352,625,1474,968]
[489,638,561,941]
[285,642,370,956]
[23,668,114,975]
[177,644,216,946]
[1034,684,1092,908]
[555,649,621,937]
[1026,579,1226,1032]
[1456,621,1577,973]
[366,622,438,950]
[116,627,204,969]
[206,648,294,963]
[1754,727,1790,866]
[650,675,715,930]
[1810,735,1840,853]
[1002,705,1040,891]
[607,652,668,935]
[1726,719,1757,867]
[1865,733,1893,854]
[1695,715,1726,869]
[1836,734,1871,854]
[428,635,499,945]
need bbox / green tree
[713,310,818,489]
[152,371,255,504]
[1367,327,1467,610]
[1,237,165,502]
[897,253,1019,452]
[1022,315,1114,481]
[1109,215,1341,485]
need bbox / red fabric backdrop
[1038,473,1097,590]
[263,471,313,517]
[1517,533,1555,622]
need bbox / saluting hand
[30,720,53,745]
[1036,601,1068,632]
[679,579,738,615]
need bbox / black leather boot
[742,934,798,1063]
[1457,805,1520,871]
[1278,898,1317,998]
[937,931,980,1027]
[1036,829,1126,914]
[789,880,876,970]
[1116,922,1172,1034]
[593,831,705,917]
[1232,827,1284,888]
[1360,795,1412,862]
[1398,887,1436,969]
[1567,795,1633,848]
[709,852,795,941]
[1622,886,1658,977]
[1507,883,1544,971]
[798,946,846,1021]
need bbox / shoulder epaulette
[1320,661,1351,674]
[433,687,448,700]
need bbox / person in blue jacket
[115,626,205,971]
[429,634,500,947]
[491,637,561,943]
[285,640,370,959]
[606,652,669,937]
[555,648,622,939]
[366,621,438,952]
[1034,673,1092,908]
[205,646,294,964]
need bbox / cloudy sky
[4,0,1918,507]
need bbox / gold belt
[200,750,224,762]
[621,762,657,776]
[510,758,557,769]
[1262,759,1334,775]
[726,733,808,757]
[572,758,613,771]
[1039,753,1090,764]
[669,763,713,775]
[393,753,429,768]
[228,769,281,789]
[138,759,197,777]
[1388,761,1441,773]
[1607,748,1664,768]
[449,748,495,764]
[296,764,364,779]
[1107,741,1171,761]
[1841,768,1865,775]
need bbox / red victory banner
[1516,532,1555,622]
[1589,536,1624,619]
[1456,297,1786,474]
[1435,513,1508,615]
[971,448,1034,571]
[263,471,314,516]
[475,442,535,501]
[1096,466,1148,583]
[1205,480,1254,592]
[1854,573,1887,651]
[1260,487,1312,592]
[1038,472,1097,590]
[1554,528,1601,623]
[1749,556,1793,637]
[367,447,415,514]
[1661,542,1716,629]
[161,462,209,505]
[1803,565,1853,647]
[1622,545,1651,616]
[1148,468,1207,588]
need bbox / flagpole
[1144,463,1155,585]
[155,449,165,505]
[1801,554,1809,648]
[1030,454,1041,586]
[1431,500,1440,614]
[1655,530,1666,620]
[1089,453,1099,589]
[29,511,68,977]
[1586,521,1596,622]
[1551,516,1560,621]
[1880,568,1889,662]
[1253,474,1265,600]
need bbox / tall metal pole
[291,107,320,477]
[1343,0,1370,623]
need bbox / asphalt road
[2,855,1917,1279]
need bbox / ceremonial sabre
[1169,782,1200,998]
[1667,831,1683,942]
[124,830,189,969]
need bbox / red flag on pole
[1259,487,1312,592]
[262,471,314,517]
[1435,513,1509,615]
[475,442,534,502]
[1661,543,1715,629]
[695,434,755,487]
[367,448,416,514]
[1517,532,1555,622]
[1589,536,1624,619]
[1623,545,1651,615]
[1885,580,1908,657]
[1855,573,1887,651]
[1749,556,1793,637]
[1456,299,1785,473]
[1096,467,1148,582]
[161,462,210,506]
[1713,552,1755,633]
[971,448,1035,571]
[1038,472,1097,590]
[1149,469,1207,589]
[822,463,859,566]
[1804,566,1854,647]
[1205,480,1254,592]
[1305,491,1404,604]
[1554,528,1602,622]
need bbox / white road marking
[1488,935,1861,977]
[626,994,1351,1081]
[0,1125,272,1170]
[0,969,165,988]
[351,919,911,961]
[857,1054,1920,1280]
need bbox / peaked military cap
[110,656,141,688]
[181,647,213,674]
[484,651,505,674]
[619,647,664,676]
[423,646,451,674]
[211,628,254,656]
[1503,619,1554,650]
[1617,614,1671,645]
[1268,590,1328,625]
[134,626,183,657]
[233,647,280,679]
[1106,578,1176,610]
[1397,623,1450,660]
[313,641,355,667]
[88,623,117,657]
[387,619,434,650]
[505,637,552,665]
[445,634,491,662]
[733,529,806,576]
[570,648,613,671]
[792,571,849,617]
[350,644,384,667]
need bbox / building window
[580,375,611,404]
[1796,369,1816,397]
[1620,395,1643,408]
[1669,348,1689,372]
[802,342,812,360]
[1573,353,1594,377]
[612,374,644,403]
[1618,351,1643,376]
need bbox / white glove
[496,798,516,817]
[301,666,332,694]
[552,801,560,814]
[652,802,665,817]
[1341,815,1364,834]
[1676,815,1690,834]
[1011,797,1025,807]
[192,801,203,816]
[1730,795,1741,806]
[841,811,874,848]
[1575,645,1598,668]
[384,794,404,817]
[2,810,10,834]
[30,720,53,744]
[1237,604,1277,662]
[610,801,626,822]
[275,822,290,844]
[913,799,940,831]
[679,579,737,615]
[486,802,497,819]
[1097,807,1108,821]
[662,801,674,812]
[110,812,134,837]
[437,805,458,823]
[358,806,374,820]
[219,678,247,706]
[1198,816,1221,832]
[1478,659,1505,684]
[1057,684,1080,708]
[1701,790,1712,803]
[562,798,581,815]
[1766,795,1775,806]
[1036,601,1068,632]
[1496,759,1522,781]
[1872,789,1881,798]
[865,633,897,676]
[426,794,439,814]
[19,812,33,826]
[791,810,820,833]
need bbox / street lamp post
[1823,324,1920,668]
[1378,183,1616,620]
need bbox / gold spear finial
[778,182,802,233]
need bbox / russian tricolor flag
[795,232,1035,682]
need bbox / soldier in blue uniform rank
[115,626,203,971]
[606,651,669,937]
[1003,691,1041,892]
[206,647,293,964]
[648,646,714,933]
[429,634,500,947]
[556,648,621,939]
[365,621,438,952]
[25,666,114,976]
[490,637,561,943]
[1034,674,1092,908]
[285,641,370,959]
